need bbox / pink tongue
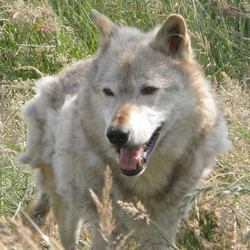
[119,146,144,171]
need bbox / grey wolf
[18,10,230,250]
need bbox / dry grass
[0,215,64,250]
[8,0,55,33]
[0,216,41,250]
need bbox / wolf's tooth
[116,157,120,166]
[137,157,141,167]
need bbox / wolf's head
[90,10,210,177]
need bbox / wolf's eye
[141,86,158,95]
[103,88,114,97]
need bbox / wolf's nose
[106,126,130,146]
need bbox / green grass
[1,0,250,82]
[0,0,250,249]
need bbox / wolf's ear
[152,14,192,59]
[91,10,118,46]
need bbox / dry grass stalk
[90,165,116,249]
[117,200,150,226]
[13,66,44,77]
[0,85,4,145]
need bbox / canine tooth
[137,157,141,166]
[116,157,120,166]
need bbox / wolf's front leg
[91,227,126,250]
[90,228,107,250]
[50,194,82,250]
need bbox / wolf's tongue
[119,146,144,170]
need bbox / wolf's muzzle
[106,125,130,147]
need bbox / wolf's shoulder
[33,59,93,110]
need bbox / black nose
[106,125,130,147]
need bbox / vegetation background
[0,0,249,249]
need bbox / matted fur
[18,10,230,250]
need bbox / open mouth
[117,125,162,176]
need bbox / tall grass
[0,0,250,249]
[1,0,250,82]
